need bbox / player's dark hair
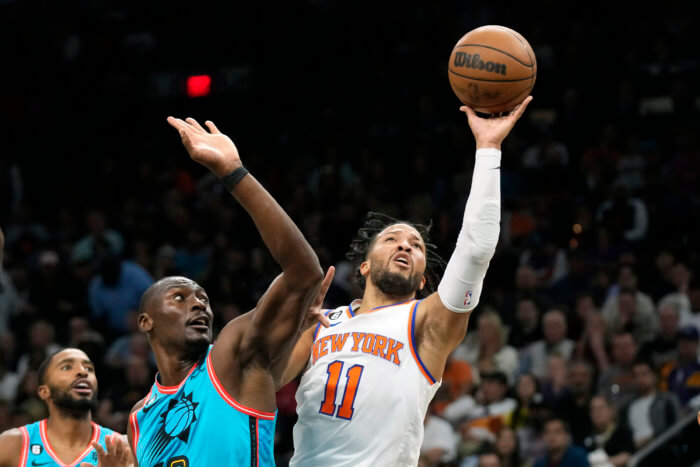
[36,348,66,386]
[345,212,446,299]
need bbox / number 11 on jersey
[319,361,364,420]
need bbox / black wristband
[220,166,249,191]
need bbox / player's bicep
[276,326,315,389]
[248,273,318,354]
[0,429,24,467]
[419,293,471,355]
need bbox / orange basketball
[448,25,537,114]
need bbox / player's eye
[85,366,95,373]
[174,294,184,301]
[412,243,421,248]
[199,296,209,304]
[385,237,395,242]
[61,364,71,370]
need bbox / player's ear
[418,276,426,291]
[359,260,370,278]
[138,313,153,332]
[37,384,50,401]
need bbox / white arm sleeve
[438,148,501,313]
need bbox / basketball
[448,25,537,114]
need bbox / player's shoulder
[0,427,24,465]
[130,397,147,414]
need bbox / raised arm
[167,117,323,390]
[415,97,533,380]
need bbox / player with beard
[0,348,132,467]
[283,97,533,466]
[125,117,326,467]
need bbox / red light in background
[187,75,211,98]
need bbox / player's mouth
[392,252,412,269]
[72,379,93,396]
[187,314,211,332]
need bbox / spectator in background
[457,372,517,447]
[583,395,634,467]
[595,182,648,243]
[508,373,547,462]
[574,310,610,372]
[597,331,638,408]
[680,278,700,332]
[665,326,700,407]
[455,309,519,383]
[98,354,152,432]
[421,400,458,467]
[0,351,19,403]
[501,266,550,327]
[15,320,61,379]
[437,354,476,414]
[558,361,595,446]
[88,253,153,336]
[477,451,502,467]
[0,226,19,335]
[71,209,125,265]
[638,300,680,370]
[534,418,589,467]
[540,354,569,410]
[494,427,523,467]
[601,266,657,344]
[508,297,543,350]
[621,360,680,449]
[520,309,574,380]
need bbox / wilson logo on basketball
[453,52,506,75]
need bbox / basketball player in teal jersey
[126,117,328,467]
[0,348,133,467]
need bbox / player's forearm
[437,148,501,313]
[229,174,322,280]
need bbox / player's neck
[46,411,93,448]
[152,344,200,387]
[356,284,416,314]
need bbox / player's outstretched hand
[79,434,133,467]
[305,266,335,329]
[167,116,242,177]
[461,95,533,150]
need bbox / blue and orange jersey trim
[206,351,276,420]
[18,425,29,467]
[39,419,100,467]
[154,363,199,395]
[129,410,140,455]
[407,300,437,385]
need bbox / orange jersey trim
[154,363,199,394]
[18,426,29,467]
[407,300,437,384]
[39,419,99,467]
[206,352,276,420]
[129,410,140,455]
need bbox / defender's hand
[461,95,533,150]
[306,266,335,329]
[79,434,132,467]
[167,116,242,177]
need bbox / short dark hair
[345,212,445,298]
[543,416,571,434]
[36,348,65,386]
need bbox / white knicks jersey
[291,299,441,467]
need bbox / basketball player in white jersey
[281,96,533,466]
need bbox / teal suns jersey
[18,419,116,467]
[129,346,277,467]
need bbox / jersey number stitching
[319,361,364,420]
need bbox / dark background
[1,0,699,465]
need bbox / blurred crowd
[1,0,700,466]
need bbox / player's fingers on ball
[512,96,533,119]
[205,120,221,134]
